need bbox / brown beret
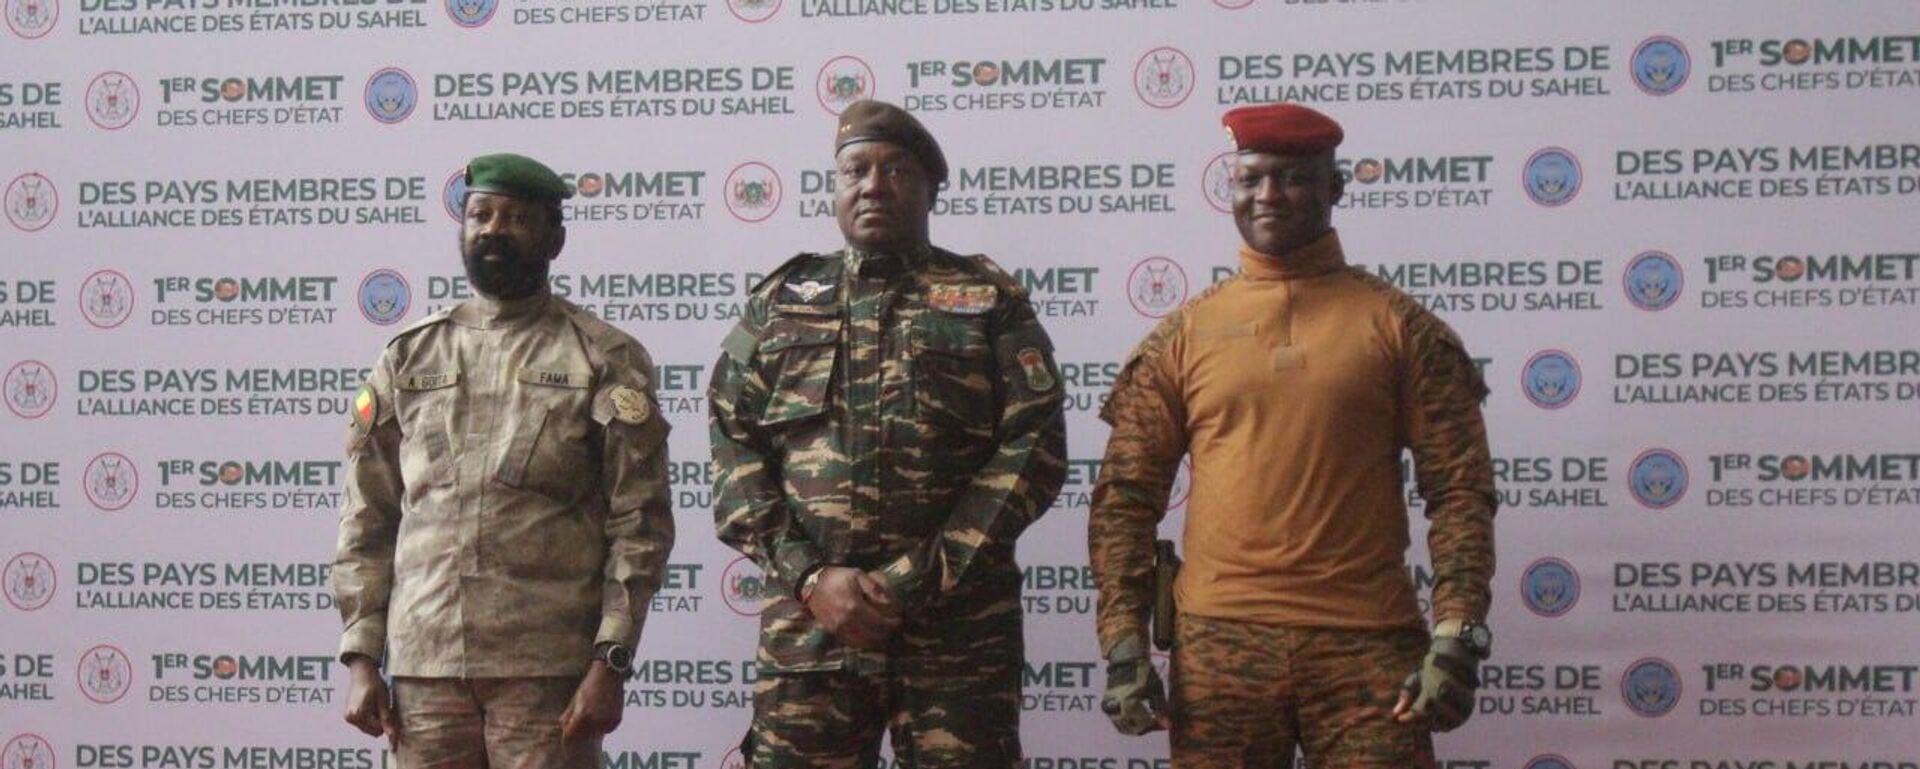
[1222,103,1344,155]
[835,100,948,184]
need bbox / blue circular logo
[364,68,418,125]
[445,0,495,27]
[1526,757,1578,769]
[443,169,468,223]
[1523,147,1582,207]
[1628,449,1688,509]
[1621,658,1682,717]
[1632,36,1691,96]
[358,269,411,326]
[1521,350,1581,409]
[1624,250,1683,311]
[1521,557,1580,618]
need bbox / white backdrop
[5,2,1920,767]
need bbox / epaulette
[959,252,1029,300]
[748,252,827,296]
[383,306,453,348]
[562,302,634,355]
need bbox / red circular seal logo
[85,71,139,131]
[719,556,775,617]
[1125,257,1189,318]
[723,162,783,224]
[4,0,57,39]
[78,269,135,329]
[2,734,57,769]
[816,55,875,115]
[726,0,780,23]
[1134,47,1195,110]
[5,173,57,232]
[83,452,137,512]
[1201,151,1235,214]
[3,552,56,611]
[3,361,56,419]
[76,645,133,704]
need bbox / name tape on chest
[398,371,460,391]
[517,368,591,388]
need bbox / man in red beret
[1088,103,1498,767]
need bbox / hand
[1392,637,1480,731]
[559,662,625,740]
[1100,638,1169,735]
[803,567,900,651]
[342,657,399,747]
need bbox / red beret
[1221,103,1344,155]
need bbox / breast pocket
[913,313,996,433]
[756,315,841,429]
[394,371,460,491]
[496,366,595,500]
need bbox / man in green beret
[332,152,677,768]
[710,100,1068,767]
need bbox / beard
[461,236,550,299]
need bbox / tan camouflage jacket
[332,291,675,677]
[710,247,1067,673]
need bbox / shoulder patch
[959,252,1029,300]
[561,301,633,355]
[608,385,651,424]
[749,252,827,296]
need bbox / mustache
[468,236,524,261]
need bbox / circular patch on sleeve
[609,386,651,424]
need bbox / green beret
[835,100,947,184]
[464,153,572,202]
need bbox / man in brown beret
[333,153,676,769]
[710,100,1067,767]
[1088,103,1498,767]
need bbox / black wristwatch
[1454,621,1493,660]
[595,643,634,675]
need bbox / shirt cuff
[595,609,643,651]
[337,615,386,666]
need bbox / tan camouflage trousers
[744,663,1022,769]
[391,677,596,769]
[1170,615,1433,769]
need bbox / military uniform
[1089,232,1495,769]
[709,246,1067,768]
[333,289,675,767]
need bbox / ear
[548,225,567,261]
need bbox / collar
[1238,230,1348,281]
[453,288,552,329]
[843,243,930,278]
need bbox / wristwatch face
[1464,623,1493,653]
[602,644,633,673]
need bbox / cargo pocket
[497,366,593,498]
[757,316,841,428]
[912,313,995,430]
[394,370,459,490]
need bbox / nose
[854,169,891,200]
[1253,176,1284,204]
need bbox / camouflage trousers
[1170,615,1433,769]
[744,661,1022,769]
[391,677,596,769]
